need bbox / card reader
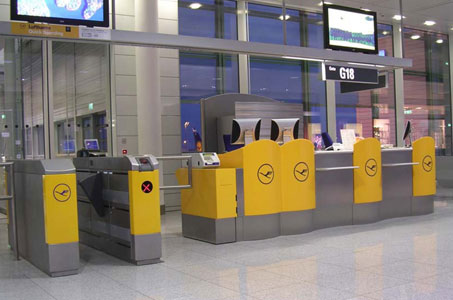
[186,152,220,168]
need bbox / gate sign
[322,63,378,84]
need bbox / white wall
[113,0,181,210]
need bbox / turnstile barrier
[13,159,79,277]
[74,155,161,265]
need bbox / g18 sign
[322,63,378,84]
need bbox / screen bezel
[323,4,378,55]
[84,139,100,151]
[10,0,109,28]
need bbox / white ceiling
[251,0,453,34]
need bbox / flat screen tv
[323,4,378,54]
[11,0,109,27]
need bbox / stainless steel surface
[202,94,278,152]
[0,21,412,70]
[235,102,304,140]
[382,162,418,167]
[1,162,19,261]
[381,149,413,219]
[316,166,359,171]
[182,214,236,244]
[280,210,314,235]
[14,159,75,175]
[155,155,193,190]
[314,152,354,229]
[160,185,191,190]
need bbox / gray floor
[2,193,453,300]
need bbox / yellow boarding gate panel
[128,170,161,235]
[353,138,382,204]
[42,174,79,244]
[412,137,436,196]
[219,140,282,216]
[281,139,316,212]
[176,168,237,219]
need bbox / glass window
[1,38,44,160]
[247,3,301,46]
[335,24,396,145]
[403,29,451,155]
[248,4,327,143]
[179,0,237,39]
[180,52,239,152]
[52,42,110,156]
[249,57,327,144]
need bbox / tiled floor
[2,194,453,299]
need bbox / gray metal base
[280,210,314,235]
[353,202,380,225]
[381,149,412,220]
[314,152,354,230]
[236,213,280,241]
[182,214,236,244]
[79,231,161,265]
[412,195,434,216]
[313,205,353,229]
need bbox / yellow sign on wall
[11,22,79,39]
[42,174,78,245]
[412,137,436,196]
[281,139,316,212]
[353,138,382,204]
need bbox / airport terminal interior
[0,0,453,299]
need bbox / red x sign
[141,181,153,193]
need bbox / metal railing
[155,156,193,190]
[0,162,18,260]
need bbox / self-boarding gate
[74,155,161,265]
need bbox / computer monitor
[403,121,412,146]
[270,118,299,144]
[84,139,100,151]
[63,140,75,153]
[231,118,261,146]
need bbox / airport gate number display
[323,63,379,84]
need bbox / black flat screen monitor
[323,4,378,55]
[11,0,109,27]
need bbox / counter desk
[176,137,436,244]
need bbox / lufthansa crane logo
[365,158,378,177]
[294,162,309,182]
[257,164,274,185]
[422,155,433,172]
[53,184,71,202]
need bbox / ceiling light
[279,14,290,20]
[416,107,422,110]
[424,20,436,26]
[382,31,389,35]
[318,1,332,6]
[436,39,444,44]
[393,15,406,21]
[362,8,371,12]
[411,34,420,40]
[189,2,202,9]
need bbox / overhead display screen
[324,5,378,54]
[11,0,109,27]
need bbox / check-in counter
[177,137,436,244]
